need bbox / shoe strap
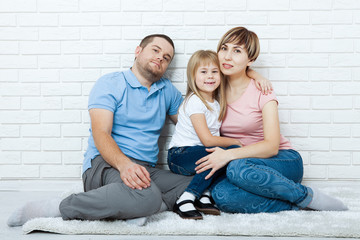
[200,195,211,200]
[177,199,195,207]
[199,194,214,204]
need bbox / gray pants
[59,155,192,220]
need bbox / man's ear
[247,60,254,67]
[135,46,142,58]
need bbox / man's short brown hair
[140,34,175,52]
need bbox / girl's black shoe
[173,200,203,220]
[194,195,221,215]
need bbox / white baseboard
[1,179,359,192]
[0,180,82,192]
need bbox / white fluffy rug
[23,185,360,238]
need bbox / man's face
[134,37,174,82]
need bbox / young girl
[167,50,242,220]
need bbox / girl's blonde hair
[183,50,227,121]
[217,26,260,66]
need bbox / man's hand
[89,108,152,191]
[118,160,151,190]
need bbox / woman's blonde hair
[183,50,227,121]
[217,26,260,64]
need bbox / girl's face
[217,42,252,77]
[195,63,221,100]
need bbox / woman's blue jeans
[167,145,238,198]
[211,149,313,213]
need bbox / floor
[0,190,357,240]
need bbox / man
[7,34,192,226]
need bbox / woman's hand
[195,147,230,180]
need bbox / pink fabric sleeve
[259,91,278,110]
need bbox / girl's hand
[254,76,273,95]
[195,147,229,180]
[247,68,273,95]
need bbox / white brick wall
[1,0,359,186]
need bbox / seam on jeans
[267,150,302,162]
[168,162,193,176]
[269,151,304,183]
[167,147,194,176]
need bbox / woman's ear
[247,60,254,67]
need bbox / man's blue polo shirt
[83,69,182,173]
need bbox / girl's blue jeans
[211,149,313,213]
[167,145,239,199]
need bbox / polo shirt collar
[123,68,166,91]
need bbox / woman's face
[217,42,252,77]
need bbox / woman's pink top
[220,79,292,149]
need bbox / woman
[195,27,348,213]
